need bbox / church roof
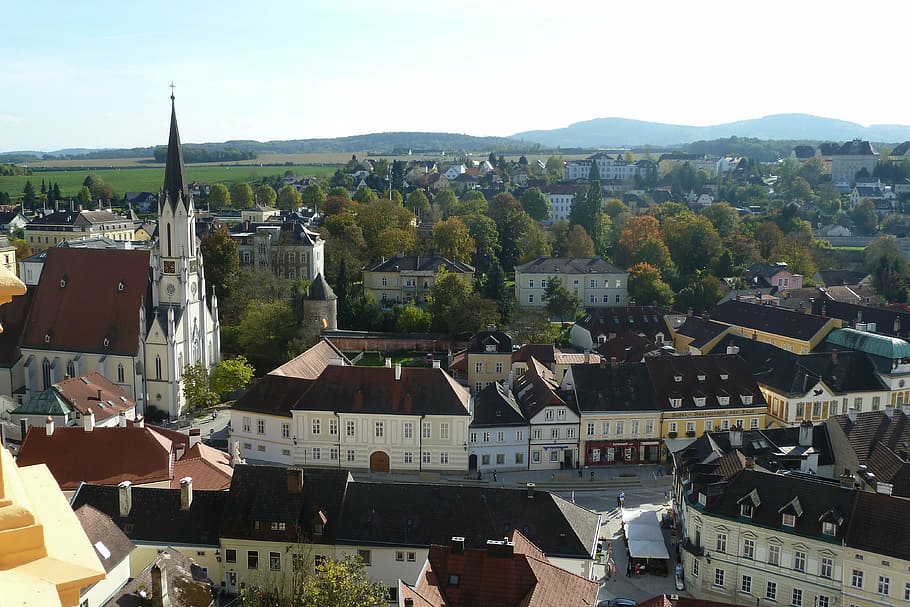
[307,273,336,301]
[162,95,190,210]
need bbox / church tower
[146,91,221,419]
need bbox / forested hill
[1,132,541,163]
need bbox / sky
[3,0,909,152]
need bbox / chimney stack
[118,480,132,517]
[83,408,95,432]
[287,467,304,494]
[119,412,127,428]
[180,477,193,510]
[97,389,104,401]
[136,415,145,428]
[486,539,515,559]
[451,536,465,554]
[45,416,55,436]
[385,357,392,368]
[610,356,618,369]
[729,425,743,448]
[584,350,591,364]
[726,343,739,355]
[404,600,414,607]
[189,428,201,448]
[876,482,894,496]
[151,563,167,607]
[526,482,535,499]
[798,420,813,447]
[395,363,402,381]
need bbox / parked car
[597,599,636,607]
[675,563,685,591]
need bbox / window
[404,452,413,464]
[796,402,805,418]
[686,421,695,433]
[282,423,290,438]
[330,447,338,461]
[346,420,355,436]
[475,382,482,393]
[750,418,759,429]
[270,551,281,571]
[242,417,251,433]
[248,550,259,569]
[270,522,286,531]
[616,421,624,435]
[615,294,621,303]
[346,449,355,462]
[257,445,266,452]
[515,453,524,464]
[440,452,449,464]
[872,395,881,410]
[904,582,910,601]
[602,421,610,435]
[820,556,833,578]
[545,410,554,421]
[550,450,559,462]
[404,422,414,439]
[311,447,320,460]
[381,277,387,286]
[878,575,890,595]
[589,294,597,304]
[422,422,431,439]
[567,427,576,438]
[357,549,371,566]
[532,451,540,463]
[714,568,725,587]
[497,431,504,441]
[782,513,796,527]
[743,538,755,559]
[669,422,677,433]
[631,420,639,435]
[590,279,597,288]
[422,452,431,464]
[528,294,534,303]
[396,551,404,561]
[475,362,483,373]
[817,596,830,607]
[312,419,320,435]
[791,588,803,606]
[226,549,237,563]
[766,581,777,601]
[533,429,542,439]
[496,453,505,464]
[715,533,727,553]
[257,419,265,434]
[329,419,338,435]
[741,504,753,518]
[481,454,490,465]
[483,431,491,442]
[469,431,477,443]
[375,421,384,438]
[551,428,559,439]
[794,550,806,572]
[813,402,822,417]
[529,279,535,288]
[692,558,699,577]
[495,362,503,373]
[741,575,752,594]
[851,569,864,589]
[407,552,416,562]
[557,409,566,420]
[721,419,730,430]
[117,363,124,383]
[822,521,836,536]
[645,420,654,435]
[441,423,449,439]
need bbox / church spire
[162,87,189,209]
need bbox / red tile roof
[54,372,135,422]
[172,442,233,490]
[21,248,151,355]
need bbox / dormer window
[697,373,706,381]
[782,513,796,527]
[718,396,730,406]
[118,281,125,292]
[60,278,67,288]
[44,333,51,343]
[669,398,682,408]
[741,394,753,405]
[103,338,110,347]
[741,504,753,518]
[719,371,729,380]
[695,397,706,407]
[485,344,496,352]
[674,374,683,382]
[822,522,837,536]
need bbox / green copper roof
[11,388,73,416]
[825,327,910,359]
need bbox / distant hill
[511,114,910,148]
[0,132,541,163]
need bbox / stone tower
[302,273,337,336]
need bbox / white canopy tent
[623,509,670,560]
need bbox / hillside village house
[562,153,656,183]
[515,358,581,470]
[449,329,513,394]
[514,257,628,309]
[362,254,474,308]
[540,183,585,223]
[745,261,803,290]
[468,381,528,473]
[230,217,325,281]
[820,139,879,187]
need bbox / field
[0,161,339,199]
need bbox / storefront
[585,440,661,465]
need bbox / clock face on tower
[166,283,176,297]
[164,260,176,274]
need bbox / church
[11,95,220,420]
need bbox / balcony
[680,537,704,557]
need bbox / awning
[663,437,697,453]
[628,539,670,560]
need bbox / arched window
[155,355,162,380]
[66,360,75,378]
[42,358,51,389]
[117,363,125,383]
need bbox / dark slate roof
[710,300,833,341]
[363,254,474,273]
[697,468,855,543]
[221,465,351,543]
[307,273,336,301]
[292,366,470,416]
[513,358,572,418]
[892,141,910,157]
[511,344,557,366]
[231,374,311,417]
[575,306,672,341]
[567,362,658,413]
[706,425,834,469]
[811,299,910,339]
[470,381,526,428]
[108,548,214,607]
[467,330,513,354]
[820,140,876,156]
[70,483,227,546]
[828,409,910,496]
[74,504,136,574]
[646,354,766,411]
[162,97,190,210]
[675,316,730,349]
[595,332,664,363]
[724,334,887,396]
[847,491,910,561]
[514,257,623,275]
[336,482,599,559]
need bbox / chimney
[180,477,193,510]
[395,363,402,381]
[136,415,145,428]
[151,562,167,607]
[175,443,185,461]
[831,349,838,365]
[287,467,304,494]
[45,416,55,436]
[744,456,754,470]
[884,405,895,419]
[385,357,392,368]
[83,408,95,432]
[584,350,591,364]
[451,536,465,554]
[726,343,739,355]
[876,482,894,496]
[848,407,858,423]
[486,539,515,559]
[97,389,103,401]
[119,411,127,428]
[610,356,618,369]
[432,359,441,369]
[526,482,535,499]
[118,480,132,517]
[798,420,813,447]
[840,470,855,488]
[328,356,344,366]
[729,425,743,448]
[189,428,201,448]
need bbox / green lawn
[349,352,446,367]
[0,164,338,200]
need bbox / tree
[519,187,551,221]
[182,362,219,412]
[700,202,739,238]
[479,259,512,324]
[627,262,674,307]
[23,180,36,209]
[515,221,552,263]
[433,217,476,262]
[200,223,239,301]
[508,307,560,345]
[407,189,430,216]
[300,183,325,211]
[544,276,581,323]
[330,169,354,189]
[255,184,277,206]
[390,160,405,195]
[566,224,596,257]
[277,184,302,210]
[588,160,600,181]
[77,185,92,205]
[675,272,724,314]
[454,190,488,216]
[614,215,670,268]
[236,299,297,371]
[372,226,417,258]
[352,186,377,203]
[662,212,723,276]
[230,182,255,209]
[296,555,388,607]
[210,355,256,395]
[429,270,498,337]
[865,235,910,302]
[602,198,629,218]
[208,183,231,208]
[434,189,458,218]
[396,304,432,332]
[851,199,878,235]
[755,221,784,260]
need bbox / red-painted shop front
[585,440,661,465]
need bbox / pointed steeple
[162,91,189,209]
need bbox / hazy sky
[3,0,908,152]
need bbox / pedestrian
[211,410,217,422]
[590,470,595,480]
[617,495,622,508]
[620,491,625,507]
[492,469,497,482]
[578,468,583,478]
[626,561,632,577]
